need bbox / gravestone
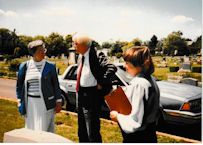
[69,51,76,64]
[182,62,191,70]
[183,56,190,63]
[174,50,178,56]
[178,61,191,73]
[3,128,72,143]
[61,54,65,59]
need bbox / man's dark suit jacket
[78,44,117,97]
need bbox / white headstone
[61,54,65,59]
[174,50,178,55]
[68,51,76,64]
[3,128,72,143]
[184,55,190,62]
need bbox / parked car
[58,64,201,125]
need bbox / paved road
[0,78,16,100]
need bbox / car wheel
[66,100,76,112]
[157,111,166,130]
[61,91,76,112]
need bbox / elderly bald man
[72,34,117,142]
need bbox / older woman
[16,40,62,133]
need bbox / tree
[156,40,163,53]
[14,47,23,57]
[18,35,33,56]
[65,34,72,49]
[109,41,125,56]
[131,38,142,46]
[121,42,134,52]
[190,36,202,54]
[0,28,18,55]
[45,32,67,57]
[163,31,189,56]
[92,40,101,50]
[33,35,45,42]
[121,38,142,52]
[101,42,113,49]
[148,35,158,55]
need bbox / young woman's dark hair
[123,46,154,75]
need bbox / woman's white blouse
[117,77,151,133]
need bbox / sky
[0,0,202,43]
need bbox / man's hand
[97,84,102,90]
[110,110,118,122]
[55,102,62,113]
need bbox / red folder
[104,86,132,115]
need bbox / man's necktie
[76,56,85,92]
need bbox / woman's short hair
[28,40,45,56]
[72,34,92,48]
[123,46,154,75]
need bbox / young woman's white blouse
[117,76,151,134]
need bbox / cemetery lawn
[0,56,202,82]
[0,98,184,143]
[153,67,169,80]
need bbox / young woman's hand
[110,110,118,122]
[55,102,62,113]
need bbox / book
[104,86,132,115]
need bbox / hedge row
[169,66,179,72]
[191,66,201,73]
[169,66,201,73]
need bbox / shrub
[9,59,21,71]
[191,66,201,73]
[169,66,179,72]
[183,72,202,82]
[3,54,13,61]
[0,55,4,61]
[0,72,6,76]
[115,52,122,58]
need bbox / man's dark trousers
[78,86,102,142]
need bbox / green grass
[153,67,169,80]
[0,99,25,142]
[0,98,185,143]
